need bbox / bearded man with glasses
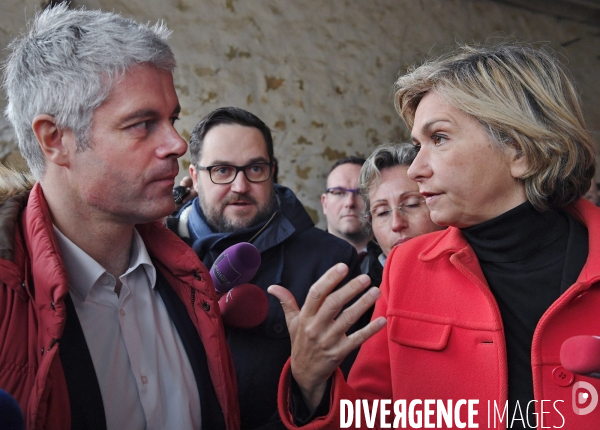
[167,107,361,430]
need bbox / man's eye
[249,164,265,173]
[131,120,151,131]
[331,190,344,197]
[212,166,233,176]
[170,117,180,126]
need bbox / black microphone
[209,242,261,293]
[0,389,24,430]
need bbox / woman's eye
[404,197,422,207]
[432,133,446,145]
[374,208,391,217]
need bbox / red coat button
[553,366,575,387]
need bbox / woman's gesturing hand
[268,263,387,411]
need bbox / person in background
[168,106,360,429]
[322,156,383,286]
[359,141,444,267]
[270,42,600,429]
[0,5,238,429]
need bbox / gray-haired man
[0,5,238,429]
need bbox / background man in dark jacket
[321,156,383,287]
[168,107,360,429]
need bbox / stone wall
[1,0,599,227]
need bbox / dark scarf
[185,185,311,286]
[462,201,588,428]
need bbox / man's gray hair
[359,142,418,229]
[3,4,175,179]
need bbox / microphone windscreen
[560,335,600,375]
[219,283,269,329]
[0,389,24,430]
[210,242,261,293]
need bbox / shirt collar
[127,228,157,288]
[53,226,156,301]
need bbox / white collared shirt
[54,226,201,430]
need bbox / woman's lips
[393,237,414,247]
[421,192,440,205]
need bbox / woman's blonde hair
[394,42,596,211]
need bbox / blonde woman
[270,43,599,429]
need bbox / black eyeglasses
[197,162,273,184]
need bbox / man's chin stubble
[205,198,276,233]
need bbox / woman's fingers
[300,263,350,317]
[317,286,386,361]
[317,274,372,323]
[268,264,387,411]
[267,284,301,333]
[344,316,387,354]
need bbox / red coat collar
[418,199,600,285]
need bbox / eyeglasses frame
[364,196,427,224]
[196,162,274,185]
[325,187,362,198]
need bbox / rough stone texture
[1,0,599,227]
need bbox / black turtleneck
[462,201,588,428]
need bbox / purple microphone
[210,242,261,293]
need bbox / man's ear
[321,193,328,214]
[189,164,200,193]
[32,114,73,167]
[507,143,529,179]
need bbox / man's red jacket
[0,181,240,429]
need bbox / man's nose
[158,122,187,159]
[230,169,251,193]
[343,191,360,206]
